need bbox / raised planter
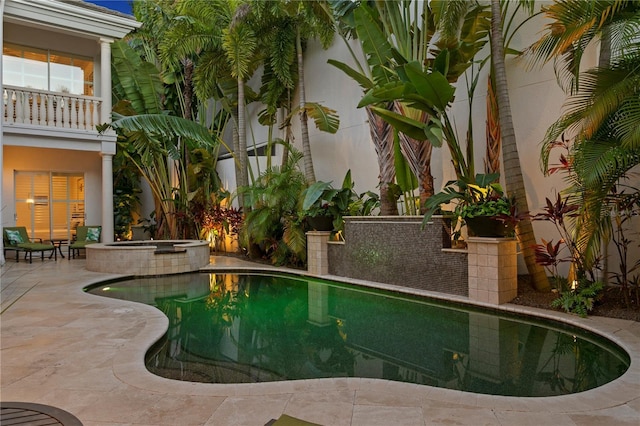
[306,216,334,231]
[467,237,518,304]
[465,216,515,238]
[326,216,468,296]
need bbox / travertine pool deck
[1,256,639,425]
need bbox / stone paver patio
[1,256,639,425]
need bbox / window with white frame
[15,171,85,241]
[2,43,94,95]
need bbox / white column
[1,0,6,265]
[99,38,113,124]
[467,237,518,304]
[308,281,330,326]
[101,151,114,243]
[307,231,331,275]
[99,37,115,244]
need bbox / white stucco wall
[225,10,579,215]
[298,37,381,194]
[214,8,638,277]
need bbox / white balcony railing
[3,85,102,131]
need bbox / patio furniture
[2,226,56,263]
[69,226,101,259]
[49,238,69,259]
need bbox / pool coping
[77,262,640,415]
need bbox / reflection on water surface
[88,272,629,397]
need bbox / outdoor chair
[2,226,56,263]
[69,226,101,259]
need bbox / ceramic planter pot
[464,216,515,237]
[307,215,334,231]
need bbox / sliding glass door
[14,171,85,240]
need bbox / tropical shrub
[550,278,604,318]
[533,194,604,316]
[302,170,379,235]
[241,151,308,267]
[422,172,522,239]
[193,201,243,252]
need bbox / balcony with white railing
[3,85,102,132]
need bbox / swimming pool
[86,272,629,397]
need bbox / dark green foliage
[422,172,522,237]
[113,139,142,241]
[551,279,604,318]
[302,169,379,234]
[241,150,308,266]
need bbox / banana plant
[329,1,491,212]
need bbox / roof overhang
[4,0,141,40]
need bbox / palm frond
[269,19,297,89]
[223,25,257,80]
[574,140,640,190]
[353,3,396,86]
[111,40,163,114]
[432,0,471,48]
[111,114,230,154]
[527,0,640,92]
[284,102,340,134]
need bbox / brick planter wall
[467,237,518,304]
[327,216,468,296]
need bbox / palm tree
[484,1,537,175]
[328,1,399,214]
[163,0,258,206]
[489,0,550,291]
[260,0,337,184]
[330,1,489,213]
[226,3,256,197]
[528,0,640,273]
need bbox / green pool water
[87,272,629,397]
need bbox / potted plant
[304,200,336,231]
[301,170,379,233]
[302,171,357,232]
[423,173,522,238]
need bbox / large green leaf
[307,102,340,134]
[340,169,353,190]
[110,114,229,153]
[327,59,374,91]
[353,3,396,86]
[358,81,406,108]
[393,133,417,193]
[302,181,332,210]
[111,40,163,115]
[369,106,430,142]
[424,117,444,148]
[403,62,455,111]
[286,102,340,134]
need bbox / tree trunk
[182,58,194,171]
[280,121,292,168]
[366,105,398,215]
[597,25,612,286]
[296,28,316,183]
[490,0,550,292]
[485,74,501,174]
[394,102,435,213]
[237,76,249,191]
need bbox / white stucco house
[2,1,636,275]
[1,0,140,262]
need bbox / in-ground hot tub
[86,240,210,276]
